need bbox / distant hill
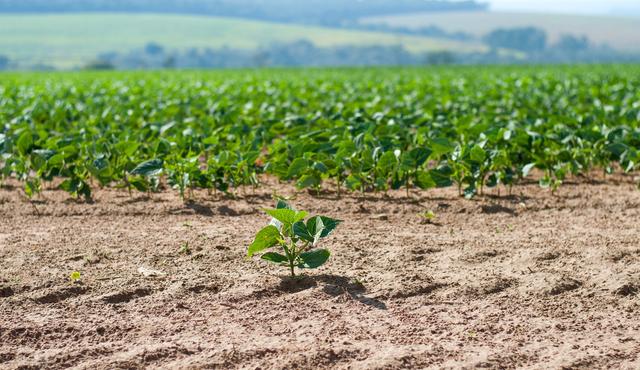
[0,13,486,69]
[0,0,487,24]
[361,11,640,52]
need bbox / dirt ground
[1,176,639,369]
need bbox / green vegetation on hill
[361,12,640,52]
[0,13,484,69]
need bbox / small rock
[138,266,166,278]
[370,214,389,221]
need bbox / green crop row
[1,66,639,201]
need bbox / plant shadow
[278,274,387,310]
[185,201,215,216]
[480,203,516,215]
[0,183,17,191]
[122,195,157,204]
[278,276,318,293]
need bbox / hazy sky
[489,0,640,16]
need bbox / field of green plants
[1,66,639,201]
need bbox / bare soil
[1,177,639,369]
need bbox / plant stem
[125,175,132,197]
[284,241,296,277]
[29,199,40,216]
[406,178,410,198]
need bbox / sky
[488,0,640,16]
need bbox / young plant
[69,271,81,283]
[247,201,341,277]
[179,242,192,255]
[418,210,437,224]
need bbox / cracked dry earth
[1,177,640,369]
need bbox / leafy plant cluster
[248,200,341,276]
[1,66,639,200]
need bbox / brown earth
[1,176,639,369]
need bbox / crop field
[1,66,640,368]
[2,66,640,200]
[0,13,483,69]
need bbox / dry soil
[1,177,639,369]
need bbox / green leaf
[248,225,281,257]
[287,158,308,178]
[244,151,260,165]
[606,143,628,158]
[275,199,291,210]
[296,174,321,189]
[401,147,431,170]
[59,178,78,193]
[265,208,308,227]
[59,177,91,199]
[32,149,56,161]
[261,252,289,264]
[307,216,324,244]
[70,271,81,282]
[430,138,455,157]
[415,170,436,190]
[345,174,362,191]
[487,173,499,188]
[464,185,477,199]
[155,138,172,156]
[298,249,331,269]
[92,156,109,171]
[25,180,39,198]
[412,147,432,166]
[16,132,33,155]
[293,221,314,243]
[429,166,454,188]
[470,145,487,163]
[269,200,294,230]
[114,141,139,157]
[131,159,163,177]
[312,161,328,173]
[377,151,398,174]
[89,156,113,184]
[129,177,149,192]
[307,216,341,239]
[48,154,64,166]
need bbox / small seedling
[418,210,436,224]
[179,242,192,255]
[352,277,366,287]
[248,200,341,277]
[271,192,295,202]
[70,271,81,283]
